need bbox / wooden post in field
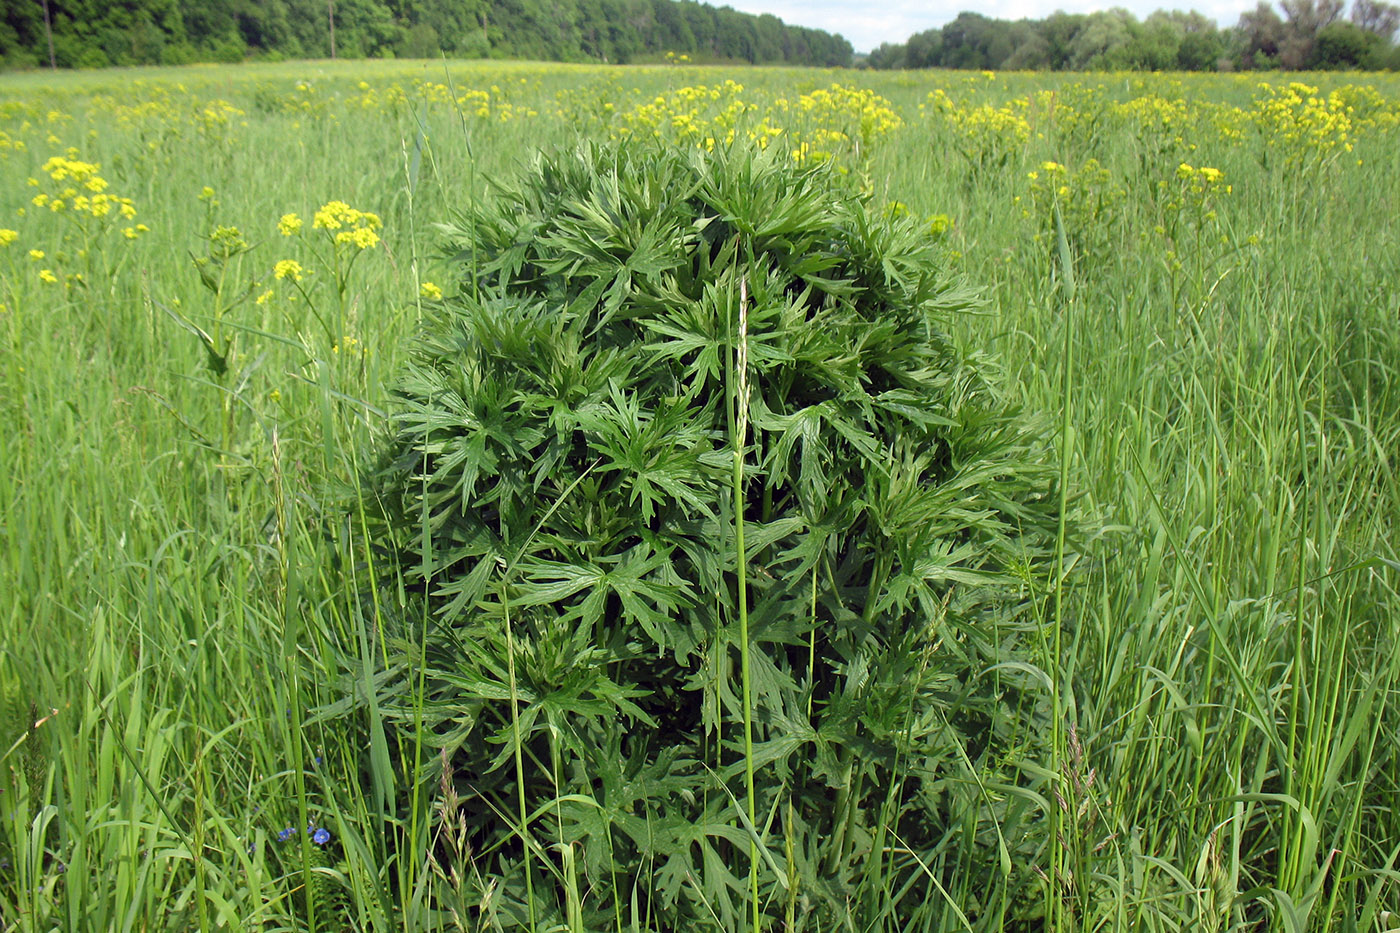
[328,0,337,58]
[39,0,56,69]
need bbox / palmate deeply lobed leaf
[366,140,1066,927]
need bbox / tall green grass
[1,60,1398,930]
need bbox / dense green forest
[864,0,1400,71]
[0,0,853,68]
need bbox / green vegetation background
[2,60,1400,930]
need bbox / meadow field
[2,59,1400,932]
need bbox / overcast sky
[720,0,1258,52]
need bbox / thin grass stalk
[1050,199,1075,931]
[733,270,760,933]
[500,581,538,930]
[391,128,434,926]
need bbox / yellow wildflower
[313,200,351,230]
[29,249,44,261]
[278,213,303,236]
[39,269,58,284]
[0,229,16,247]
[419,281,443,300]
[335,226,380,250]
[273,259,305,282]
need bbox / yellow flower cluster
[922,89,1030,169]
[1112,94,1199,163]
[615,81,901,165]
[1251,81,1353,170]
[0,228,17,247]
[311,201,382,250]
[0,129,25,158]
[1155,163,1231,242]
[616,80,754,146]
[349,80,537,121]
[196,99,247,136]
[273,259,305,282]
[1114,94,1192,135]
[1328,83,1400,134]
[28,150,142,232]
[794,84,902,151]
[269,80,332,117]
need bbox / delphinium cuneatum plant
[362,140,1068,931]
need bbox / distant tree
[1351,0,1400,39]
[904,27,941,67]
[1067,7,1135,68]
[1310,18,1375,64]
[1236,1,1286,66]
[0,0,849,70]
[865,40,906,68]
[752,12,783,61]
[679,1,713,55]
[1041,11,1088,69]
[1124,15,1181,68]
[1002,29,1051,68]
[940,11,992,68]
[650,0,694,51]
[1176,28,1223,67]
[983,19,1021,66]
[1277,0,1343,66]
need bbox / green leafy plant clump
[367,141,1067,929]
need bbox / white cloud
[718,0,1262,52]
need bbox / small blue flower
[277,826,295,842]
[312,828,331,846]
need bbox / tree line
[864,0,1400,71]
[1,0,853,69]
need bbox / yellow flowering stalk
[923,89,1030,171]
[1025,157,1125,267]
[30,149,144,267]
